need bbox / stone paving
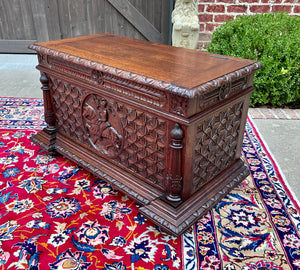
[249,108,300,120]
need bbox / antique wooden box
[29,33,261,236]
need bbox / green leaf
[207,12,300,107]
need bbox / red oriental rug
[0,97,300,270]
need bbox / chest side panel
[191,99,245,193]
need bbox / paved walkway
[249,108,300,202]
[249,108,300,120]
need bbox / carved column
[41,72,55,130]
[38,72,57,155]
[166,123,184,202]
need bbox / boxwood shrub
[207,12,300,107]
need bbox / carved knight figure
[82,95,122,157]
[172,0,199,50]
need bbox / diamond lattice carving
[192,101,244,192]
[50,78,167,189]
[114,104,167,188]
[50,78,87,143]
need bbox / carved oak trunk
[29,33,261,236]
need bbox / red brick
[259,108,277,119]
[238,0,259,2]
[272,109,289,119]
[295,109,300,118]
[205,23,221,31]
[207,4,225,12]
[284,109,299,119]
[216,0,234,3]
[199,23,206,32]
[197,41,210,51]
[199,33,212,42]
[261,0,282,3]
[250,5,271,13]
[248,108,264,119]
[198,0,215,2]
[258,108,300,120]
[284,0,294,2]
[272,5,292,12]
[214,14,235,22]
[198,14,214,22]
[197,42,205,51]
[198,4,205,12]
[227,5,248,13]
[294,5,300,13]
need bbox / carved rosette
[37,53,47,66]
[91,70,104,85]
[82,94,123,158]
[218,83,230,100]
[170,94,188,116]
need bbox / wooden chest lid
[29,33,261,98]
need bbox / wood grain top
[30,33,261,94]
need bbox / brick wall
[197,0,300,50]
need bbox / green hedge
[207,12,300,107]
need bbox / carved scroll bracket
[166,123,184,202]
